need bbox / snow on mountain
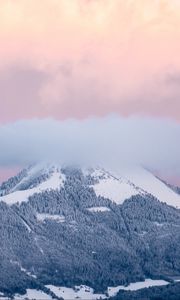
[114,167,180,208]
[46,285,106,300]
[88,167,180,209]
[0,280,170,300]
[12,289,53,300]
[89,168,142,204]
[0,164,65,205]
[107,279,169,297]
[87,206,111,212]
[36,213,65,223]
[0,163,180,208]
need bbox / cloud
[0,67,48,123]
[0,0,180,122]
[0,116,179,175]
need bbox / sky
[0,0,180,183]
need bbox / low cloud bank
[0,116,179,175]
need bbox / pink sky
[0,0,180,122]
[0,0,180,183]
[0,167,20,183]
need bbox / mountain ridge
[0,163,179,208]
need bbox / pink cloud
[0,0,180,122]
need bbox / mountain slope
[0,164,180,208]
[0,164,180,298]
[0,164,65,205]
[85,166,180,208]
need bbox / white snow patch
[0,170,65,205]
[13,289,53,300]
[115,167,180,208]
[90,166,180,208]
[87,206,111,212]
[107,279,169,297]
[91,168,140,204]
[46,279,170,299]
[0,280,171,300]
[46,285,106,300]
[37,213,65,223]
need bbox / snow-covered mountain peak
[0,163,180,208]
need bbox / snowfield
[0,168,65,205]
[90,167,180,208]
[46,285,106,300]
[107,279,169,297]
[46,279,169,299]
[0,289,53,300]
[36,213,65,223]
[89,168,141,204]
[93,177,140,204]
[116,167,180,209]
[0,279,171,300]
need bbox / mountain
[1,163,180,208]
[0,164,180,299]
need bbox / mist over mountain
[0,117,180,177]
